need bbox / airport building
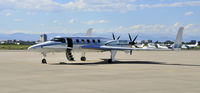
[164,40,173,44]
[40,34,47,42]
[0,40,35,45]
[141,40,153,44]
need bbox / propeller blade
[128,33,132,41]
[133,35,138,42]
[117,36,120,40]
[112,33,115,40]
[128,34,138,45]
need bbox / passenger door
[67,38,73,48]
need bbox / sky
[0,0,200,40]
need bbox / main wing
[81,45,171,51]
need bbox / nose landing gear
[41,52,47,64]
[42,59,47,64]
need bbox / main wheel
[42,59,47,64]
[108,59,113,63]
[81,57,86,61]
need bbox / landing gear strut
[108,50,117,63]
[41,52,47,64]
[80,52,86,61]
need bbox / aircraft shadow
[50,59,200,67]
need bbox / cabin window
[76,39,79,43]
[81,39,85,43]
[92,40,96,43]
[98,40,101,43]
[87,40,90,43]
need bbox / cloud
[5,30,27,34]
[98,20,107,23]
[130,24,168,33]
[138,1,200,9]
[87,19,108,25]
[185,11,194,16]
[87,20,95,25]
[0,0,200,12]
[53,20,63,25]
[118,26,124,30]
[114,26,126,31]
[5,12,11,16]
[0,0,87,11]
[173,22,179,28]
[26,12,37,15]
[3,30,42,34]
[109,23,200,38]
[69,19,75,24]
[112,23,196,35]
[53,20,59,24]
[13,18,21,22]
[40,24,45,27]
[184,24,194,29]
[64,0,87,9]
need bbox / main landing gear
[81,56,86,61]
[80,52,86,61]
[108,50,117,63]
[108,59,113,63]
[40,51,116,64]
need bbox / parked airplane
[135,43,144,48]
[184,42,198,49]
[142,44,156,49]
[155,44,168,49]
[28,27,184,64]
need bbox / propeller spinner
[128,33,138,55]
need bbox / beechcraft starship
[28,27,184,64]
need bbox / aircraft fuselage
[28,36,131,53]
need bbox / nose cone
[28,41,53,51]
[28,46,33,50]
[28,44,42,51]
[28,45,36,51]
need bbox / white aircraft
[184,42,198,49]
[142,44,155,49]
[135,43,145,48]
[28,27,184,64]
[155,44,168,49]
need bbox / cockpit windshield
[51,38,66,43]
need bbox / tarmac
[0,50,200,93]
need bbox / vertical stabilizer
[173,27,184,49]
[195,42,198,46]
[85,28,93,37]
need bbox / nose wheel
[42,59,47,64]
